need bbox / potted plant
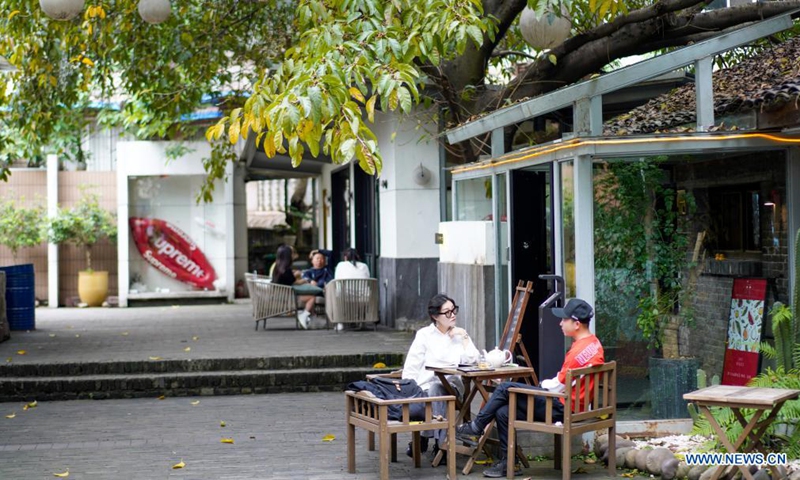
[0,197,46,331]
[49,191,117,306]
[0,197,47,262]
[635,184,700,419]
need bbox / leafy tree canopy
[0,0,294,178]
[2,0,799,195]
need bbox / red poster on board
[721,278,767,386]
[130,217,217,290]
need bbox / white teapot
[483,347,513,368]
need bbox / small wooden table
[426,365,538,475]
[683,385,800,480]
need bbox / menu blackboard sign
[498,281,535,383]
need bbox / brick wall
[676,151,788,377]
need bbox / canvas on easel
[721,277,767,386]
[498,280,538,385]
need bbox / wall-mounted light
[763,189,780,207]
[412,163,431,186]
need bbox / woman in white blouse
[402,294,479,461]
[333,247,370,279]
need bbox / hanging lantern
[138,0,171,24]
[39,0,85,21]
[518,6,572,50]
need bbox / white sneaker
[335,323,344,332]
[297,310,310,330]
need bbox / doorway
[331,167,351,265]
[510,165,555,375]
[353,166,378,276]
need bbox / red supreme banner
[130,217,217,290]
[721,278,767,386]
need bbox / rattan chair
[246,278,299,330]
[325,278,379,331]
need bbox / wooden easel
[498,280,538,386]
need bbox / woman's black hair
[342,247,361,266]
[427,293,456,322]
[271,245,294,283]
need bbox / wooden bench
[325,278,379,330]
[246,278,299,330]
[346,390,457,480]
[506,361,617,480]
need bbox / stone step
[0,366,396,402]
[0,353,404,377]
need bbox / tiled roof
[604,36,800,135]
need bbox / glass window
[455,177,493,221]
[128,175,227,294]
[560,161,575,297]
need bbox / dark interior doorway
[510,166,556,376]
[331,167,350,265]
[353,166,378,276]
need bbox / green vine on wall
[593,157,696,355]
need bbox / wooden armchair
[246,278,299,330]
[346,390,457,480]
[325,278,379,330]
[506,361,617,480]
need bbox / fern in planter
[692,302,800,457]
[49,192,117,271]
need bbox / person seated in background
[402,294,479,465]
[269,244,300,279]
[302,250,333,288]
[334,247,370,279]
[331,247,372,331]
[272,245,314,330]
[454,298,604,478]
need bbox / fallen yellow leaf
[5,413,15,419]
[122,332,129,336]
[372,362,386,368]
[149,356,162,361]
[74,334,80,338]
[474,458,493,465]
[27,400,37,408]
[192,336,199,341]
[6,357,11,363]
[220,421,226,427]
[172,460,185,469]
[157,395,165,400]
[190,400,200,406]
[220,438,234,444]
[16,350,26,355]
[49,334,56,338]
[53,470,69,477]
[23,405,28,411]
[322,434,335,442]
[183,347,191,352]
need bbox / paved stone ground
[0,304,641,479]
[0,302,413,365]
[0,392,633,479]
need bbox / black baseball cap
[552,298,593,322]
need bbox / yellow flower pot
[78,270,109,307]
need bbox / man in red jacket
[455,298,604,478]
